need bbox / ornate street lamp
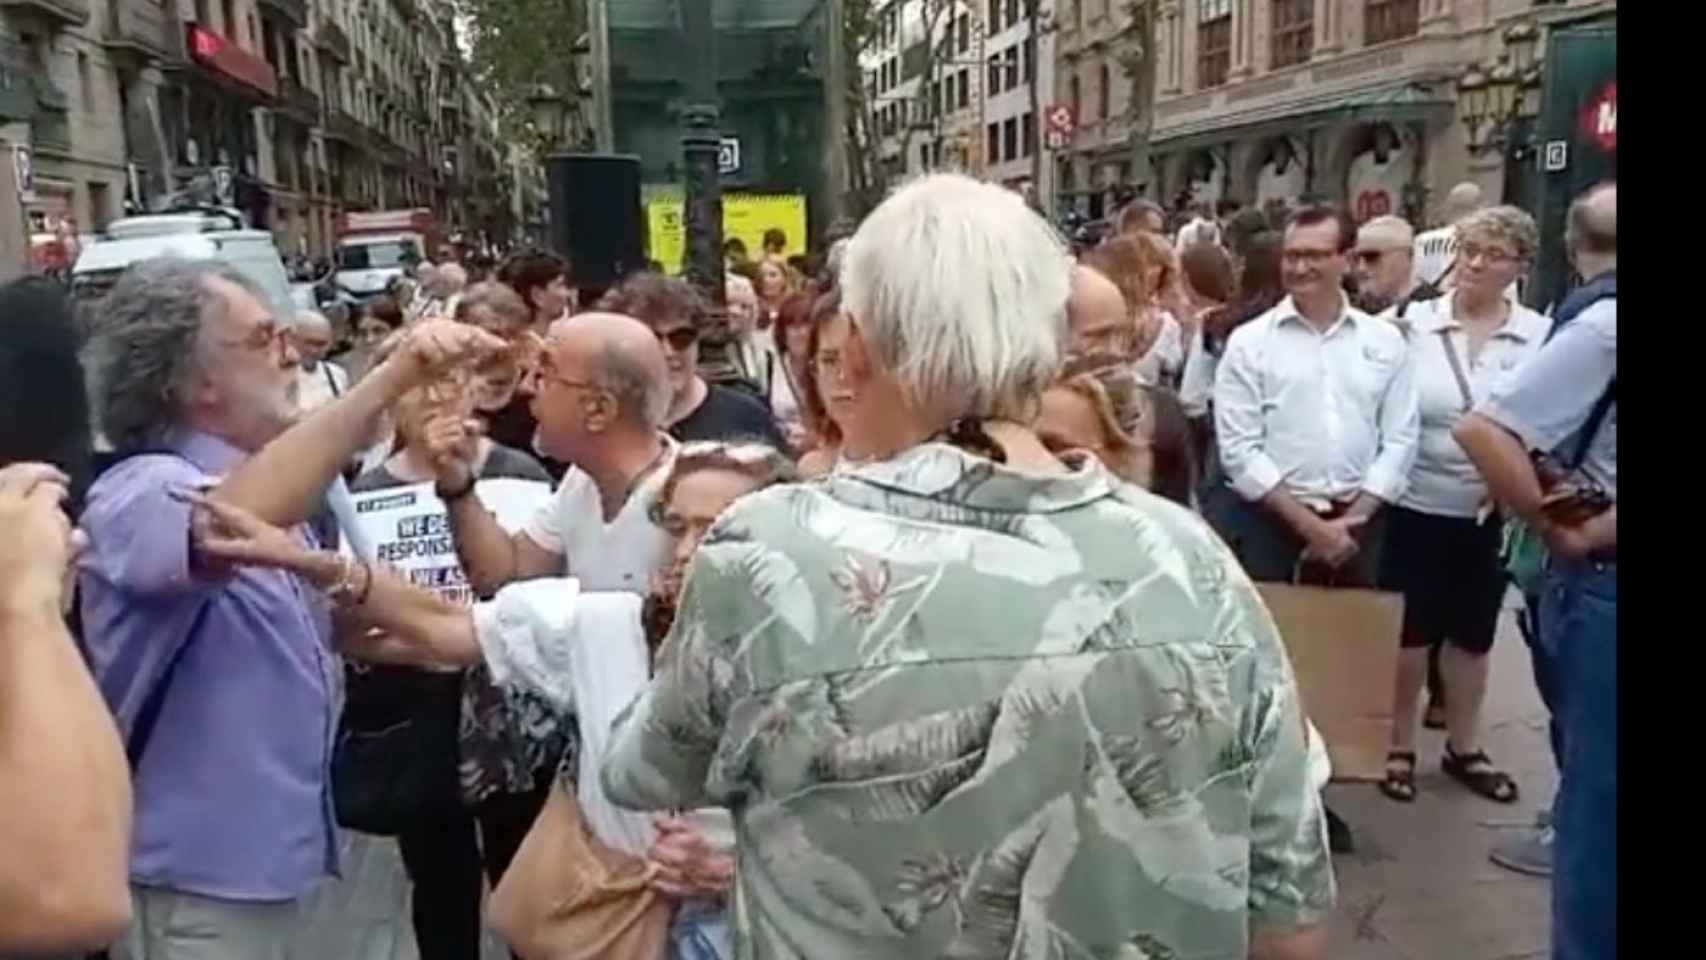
[526,85,571,149]
[1456,19,1545,155]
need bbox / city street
[1324,595,1554,960]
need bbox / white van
[70,209,294,322]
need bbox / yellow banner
[643,191,808,274]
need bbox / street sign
[1045,104,1075,136]
[213,164,233,204]
[11,144,31,200]
[1045,129,1069,150]
[1543,140,1569,172]
[718,137,740,175]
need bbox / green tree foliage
[451,0,590,155]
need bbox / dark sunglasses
[655,326,700,351]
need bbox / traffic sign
[1045,129,1070,150]
[1045,104,1076,136]
[718,137,741,174]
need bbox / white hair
[725,272,755,297]
[840,172,1071,425]
[292,309,331,333]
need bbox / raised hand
[386,320,509,389]
[0,463,79,609]
[422,412,484,491]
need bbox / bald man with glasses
[1353,216,1418,315]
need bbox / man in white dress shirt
[1210,205,1420,854]
[1210,203,1419,586]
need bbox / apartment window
[1365,0,1421,45]
[1270,0,1313,68]
[988,122,1001,162]
[1004,47,1018,88]
[1022,109,1036,156]
[1097,62,1109,119]
[988,0,1001,33]
[221,0,236,39]
[1002,117,1018,163]
[77,52,94,113]
[989,58,1001,94]
[1022,38,1035,83]
[1070,74,1081,122]
[1006,0,1019,29]
[957,69,969,108]
[1197,0,1232,89]
[957,13,970,53]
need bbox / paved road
[1323,597,1554,959]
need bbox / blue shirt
[79,430,340,902]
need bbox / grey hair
[840,172,1072,426]
[595,337,671,429]
[454,280,530,329]
[1457,205,1540,262]
[86,258,266,453]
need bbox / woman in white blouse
[1375,207,1550,805]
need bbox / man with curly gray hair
[77,257,501,959]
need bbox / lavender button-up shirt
[79,430,340,902]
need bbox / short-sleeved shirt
[669,382,787,449]
[1479,298,1616,499]
[522,435,677,593]
[79,430,340,902]
[1387,297,1552,518]
[602,443,1335,958]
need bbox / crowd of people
[0,171,1614,960]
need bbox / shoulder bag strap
[1435,329,1475,413]
[1568,379,1616,472]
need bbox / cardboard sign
[337,477,553,605]
[1255,583,1405,782]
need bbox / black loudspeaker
[546,153,645,295]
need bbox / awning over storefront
[1152,80,1454,155]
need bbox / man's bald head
[547,311,671,428]
[1067,264,1133,355]
[1567,182,1616,272]
[1353,216,1417,309]
[291,310,334,366]
[1444,182,1484,225]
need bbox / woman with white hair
[599,173,1334,959]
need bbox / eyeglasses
[1282,249,1341,266]
[653,326,700,351]
[1353,248,1406,266]
[1456,243,1520,267]
[216,320,288,353]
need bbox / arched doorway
[1337,122,1419,224]
[1253,136,1307,210]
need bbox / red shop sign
[1578,80,1616,153]
[187,24,278,99]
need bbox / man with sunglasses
[596,273,786,451]
[1352,216,1419,315]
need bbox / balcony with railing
[259,0,305,29]
[325,107,365,145]
[279,76,321,123]
[0,0,89,28]
[317,17,351,63]
[102,0,170,63]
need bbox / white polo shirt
[1386,297,1552,519]
[522,436,678,593]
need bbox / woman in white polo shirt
[1377,206,1550,804]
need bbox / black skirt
[1377,505,1508,654]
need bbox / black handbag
[332,663,466,835]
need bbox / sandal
[1379,750,1417,803]
[1442,744,1519,803]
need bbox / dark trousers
[397,780,552,960]
[1202,484,1388,587]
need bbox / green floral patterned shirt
[603,444,1335,959]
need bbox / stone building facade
[0,0,519,275]
[1142,0,1616,226]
